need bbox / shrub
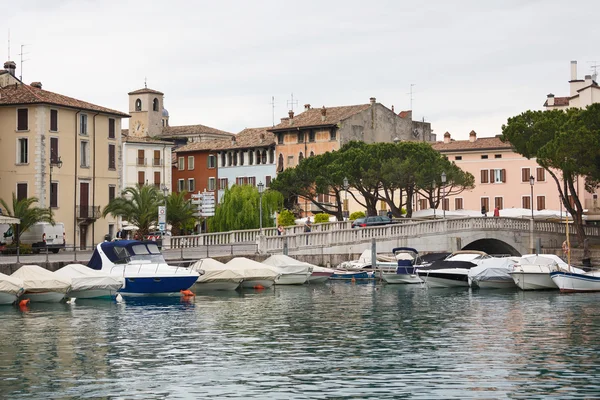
[349,211,366,221]
[314,213,330,224]
[278,209,296,226]
[1,243,33,255]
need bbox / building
[544,60,600,110]
[122,135,173,194]
[0,61,129,248]
[171,141,218,202]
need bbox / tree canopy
[165,191,196,235]
[102,185,162,237]
[0,193,54,240]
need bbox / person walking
[481,205,487,217]
[493,206,500,217]
[387,209,393,220]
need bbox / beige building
[0,61,129,248]
[544,60,600,110]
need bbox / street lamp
[529,175,535,220]
[342,177,349,219]
[441,171,447,219]
[49,155,63,207]
[258,181,265,234]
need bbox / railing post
[283,237,289,256]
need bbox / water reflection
[1,283,600,398]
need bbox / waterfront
[1,283,600,399]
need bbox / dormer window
[153,98,159,111]
[135,99,142,111]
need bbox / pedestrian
[562,240,570,258]
[481,205,487,217]
[277,224,285,236]
[493,206,500,217]
[304,218,312,233]
[387,209,393,220]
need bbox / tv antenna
[270,96,275,127]
[18,44,29,82]
[407,84,416,111]
[7,29,10,60]
[588,61,599,81]
[287,93,298,112]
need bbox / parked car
[351,216,395,228]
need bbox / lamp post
[441,171,447,219]
[258,181,265,235]
[161,184,168,234]
[49,155,63,207]
[342,177,349,220]
[529,175,535,220]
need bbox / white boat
[417,251,491,288]
[262,255,313,285]
[307,265,335,283]
[550,270,600,292]
[54,264,124,299]
[189,258,243,291]
[379,247,423,284]
[468,257,521,289]
[87,240,200,296]
[0,272,24,305]
[226,257,279,289]
[11,265,71,303]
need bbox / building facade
[172,142,218,202]
[544,60,600,110]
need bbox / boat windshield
[128,243,166,264]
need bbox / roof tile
[269,104,372,131]
[432,136,513,152]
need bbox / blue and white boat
[378,247,424,284]
[87,240,200,296]
[550,270,600,292]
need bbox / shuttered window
[154,172,161,187]
[108,118,116,139]
[455,198,463,210]
[265,176,271,187]
[17,109,28,131]
[138,171,145,185]
[418,199,428,210]
[137,149,145,166]
[537,196,546,211]
[494,197,503,209]
[443,198,449,211]
[536,167,545,182]
[522,168,530,182]
[480,170,489,184]
[50,137,59,164]
[523,196,531,209]
[50,183,58,208]
[481,197,490,213]
[108,144,116,169]
[50,110,58,132]
[17,183,27,201]
[108,185,116,202]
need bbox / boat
[0,272,24,305]
[330,270,373,280]
[87,240,200,296]
[550,270,600,292]
[509,254,586,290]
[332,249,388,280]
[307,265,335,283]
[468,257,521,289]
[54,264,124,299]
[262,255,313,285]
[189,258,243,291]
[226,257,279,289]
[417,250,491,288]
[11,265,71,303]
[378,247,423,284]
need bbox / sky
[4,0,600,140]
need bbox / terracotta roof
[127,87,164,95]
[123,135,173,145]
[269,103,372,131]
[173,140,225,153]
[432,136,513,152]
[161,124,233,137]
[398,110,411,118]
[544,96,570,107]
[0,83,130,117]
[577,83,600,92]
[173,127,275,153]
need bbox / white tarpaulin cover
[469,257,520,282]
[54,264,124,291]
[11,265,71,294]
[190,258,244,283]
[226,257,279,280]
[312,265,335,274]
[0,272,24,295]
[518,254,585,274]
[262,255,314,275]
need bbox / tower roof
[128,88,164,96]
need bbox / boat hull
[307,273,332,283]
[21,291,65,303]
[240,279,275,289]
[0,292,18,305]
[120,276,199,296]
[550,271,600,292]
[193,280,242,292]
[275,273,310,285]
[509,272,557,290]
[418,269,469,288]
[471,279,517,289]
[330,271,372,280]
[67,289,118,299]
[381,273,422,284]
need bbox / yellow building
[0,61,129,249]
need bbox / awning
[0,216,20,224]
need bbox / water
[1,283,600,399]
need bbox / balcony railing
[76,205,101,220]
[137,157,147,166]
[153,158,162,166]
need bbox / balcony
[136,157,147,166]
[153,158,163,166]
[76,205,101,220]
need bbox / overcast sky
[5,0,599,139]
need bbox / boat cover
[0,272,24,295]
[517,255,585,274]
[190,258,244,283]
[11,265,71,294]
[262,255,313,275]
[420,259,478,271]
[468,257,520,282]
[226,257,279,280]
[312,265,335,274]
[54,264,124,291]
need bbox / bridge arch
[462,238,520,256]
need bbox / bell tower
[127,86,165,137]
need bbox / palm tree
[0,193,54,240]
[165,191,196,235]
[102,185,162,237]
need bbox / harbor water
[1,283,600,399]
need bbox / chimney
[304,104,311,111]
[259,133,265,143]
[547,93,555,106]
[30,82,42,89]
[469,130,477,143]
[391,105,394,113]
[443,132,451,144]
[321,106,326,121]
[370,97,376,105]
[288,110,294,119]
[280,117,289,123]
[585,74,593,84]
[231,136,236,145]
[3,61,16,77]
[570,61,577,81]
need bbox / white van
[19,222,66,253]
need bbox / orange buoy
[19,299,30,310]
[351,277,356,283]
[254,285,265,290]
[180,289,195,297]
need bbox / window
[153,98,159,111]
[50,137,59,164]
[188,178,195,193]
[239,151,244,166]
[480,170,489,184]
[255,150,261,165]
[80,114,88,135]
[153,172,161,188]
[269,148,274,164]
[521,168,530,183]
[188,156,195,170]
[135,98,142,111]
[50,110,58,132]
[236,177,244,185]
[299,152,304,162]
[481,155,488,159]
[455,156,462,161]
[490,169,506,183]
[494,197,503,209]
[266,176,271,187]
[481,197,490,213]
[137,149,145,166]
[287,155,294,167]
[522,196,531,209]
[108,118,115,139]
[178,179,185,192]
[232,151,237,166]
[536,167,545,182]
[297,132,305,143]
[208,178,216,191]
[443,198,449,211]
[16,138,28,164]
[455,198,463,210]
[17,183,27,201]
[262,150,267,164]
[80,141,89,167]
[153,150,161,166]
[418,199,428,210]
[208,154,216,169]
[109,185,116,202]
[138,171,145,185]
[249,151,254,165]
[537,196,546,211]
[108,144,116,169]
[278,133,284,144]
[310,151,315,157]
[178,157,185,170]
[227,152,233,166]
[495,154,502,159]
[309,130,315,142]
[248,177,256,186]
[277,154,284,172]
[221,152,226,167]
[17,109,28,131]
[219,178,228,190]
[50,182,58,208]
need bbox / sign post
[158,206,166,233]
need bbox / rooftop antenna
[18,44,29,82]
[287,92,298,112]
[588,61,599,81]
[144,76,147,88]
[407,84,415,111]
[7,29,10,60]
[270,96,275,127]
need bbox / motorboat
[262,255,313,285]
[550,270,600,292]
[417,251,491,288]
[330,270,374,280]
[0,272,24,305]
[378,247,423,284]
[509,254,586,291]
[226,257,279,289]
[189,258,243,291]
[468,257,521,289]
[54,264,124,299]
[307,265,335,283]
[333,249,390,280]
[11,265,71,303]
[87,240,200,296]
